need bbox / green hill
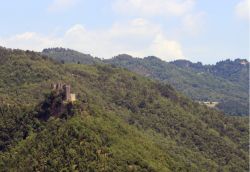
[42,47,102,65]
[105,55,249,116]
[171,59,249,89]
[171,59,249,116]
[0,47,248,171]
[41,48,249,116]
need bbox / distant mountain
[171,59,249,89]
[171,59,249,115]
[105,55,249,116]
[0,47,249,171]
[42,48,102,65]
[41,48,249,116]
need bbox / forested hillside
[0,47,249,171]
[171,59,249,91]
[42,48,102,65]
[42,48,249,116]
[105,55,249,116]
[171,59,249,116]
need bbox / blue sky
[0,0,249,63]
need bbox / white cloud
[113,0,195,17]
[0,32,62,51]
[112,0,205,36]
[149,34,183,58]
[48,0,78,12]
[182,12,206,35]
[0,19,184,61]
[235,0,250,21]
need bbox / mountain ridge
[41,48,249,116]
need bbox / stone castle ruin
[51,83,76,102]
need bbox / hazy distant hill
[105,55,249,116]
[171,59,249,115]
[42,48,102,65]
[171,59,249,90]
[41,48,249,116]
[0,47,249,171]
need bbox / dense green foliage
[0,47,249,171]
[42,48,102,65]
[171,59,249,115]
[171,59,249,89]
[105,55,249,116]
[41,48,249,116]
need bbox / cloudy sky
[0,0,249,63]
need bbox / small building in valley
[198,101,219,108]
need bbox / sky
[0,0,249,64]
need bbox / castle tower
[51,83,76,102]
[63,85,71,101]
